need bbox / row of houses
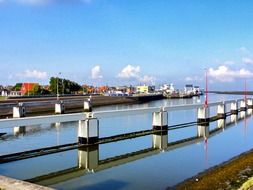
[0,83,38,97]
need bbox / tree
[12,83,22,91]
[49,77,82,95]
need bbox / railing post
[78,117,99,145]
[230,101,238,114]
[84,98,92,112]
[55,101,65,114]
[217,103,226,119]
[78,145,99,170]
[240,99,247,111]
[13,103,26,118]
[152,107,168,130]
[13,103,26,135]
[197,106,210,124]
[247,98,253,109]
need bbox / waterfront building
[136,85,155,94]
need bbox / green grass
[0,96,7,101]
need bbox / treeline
[49,77,82,95]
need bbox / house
[21,83,39,96]
[136,85,155,94]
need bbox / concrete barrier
[0,175,54,190]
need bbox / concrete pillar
[240,100,247,111]
[217,119,226,129]
[152,110,168,130]
[230,101,238,114]
[84,99,92,112]
[152,131,168,150]
[197,106,210,124]
[55,101,65,114]
[217,103,226,119]
[13,103,26,118]
[78,145,99,170]
[78,118,99,145]
[197,125,209,138]
[14,126,26,136]
[247,99,253,109]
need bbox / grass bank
[175,148,253,190]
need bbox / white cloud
[139,75,156,84]
[224,60,234,65]
[17,69,48,79]
[117,65,140,78]
[91,65,103,79]
[185,76,202,82]
[208,65,253,82]
[239,46,250,54]
[242,57,253,64]
[117,65,155,84]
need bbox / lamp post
[57,72,61,100]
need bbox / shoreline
[0,94,164,118]
[174,148,253,190]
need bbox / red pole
[244,79,247,102]
[205,69,208,107]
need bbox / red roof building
[21,83,38,95]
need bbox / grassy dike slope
[175,149,253,190]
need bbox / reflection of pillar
[217,119,226,128]
[231,114,237,123]
[197,106,209,124]
[197,124,209,138]
[247,109,252,116]
[13,126,26,136]
[231,101,238,114]
[240,111,246,119]
[152,131,168,150]
[240,100,247,111]
[217,103,226,119]
[78,118,99,145]
[78,145,99,170]
[55,101,65,114]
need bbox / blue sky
[1,0,253,90]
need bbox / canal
[0,94,252,189]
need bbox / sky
[1,0,253,90]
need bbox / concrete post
[55,101,65,114]
[230,101,238,114]
[152,110,168,130]
[78,145,99,170]
[247,99,253,109]
[197,106,210,124]
[84,99,92,112]
[152,131,168,150]
[217,103,226,119]
[240,100,247,111]
[13,103,26,118]
[197,125,209,138]
[78,118,99,145]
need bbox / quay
[0,97,253,189]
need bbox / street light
[57,72,61,100]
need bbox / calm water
[0,94,252,189]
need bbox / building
[21,83,39,96]
[136,85,155,94]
